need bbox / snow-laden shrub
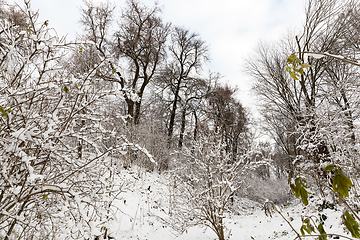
[0,2,136,239]
[167,135,269,240]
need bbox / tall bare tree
[160,27,209,146]
[80,0,170,125]
[113,0,171,124]
[206,84,250,162]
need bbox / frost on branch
[0,2,134,239]
[167,135,269,240]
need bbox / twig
[297,51,360,67]
[263,201,302,240]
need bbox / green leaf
[63,86,69,93]
[293,176,309,205]
[333,169,353,199]
[300,225,306,235]
[287,55,296,63]
[300,187,309,206]
[0,105,10,117]
[317,223,327,240]
[345,211,358,226]
[0,108,7,117]
[300,219,314,235]
[323,164,335,171]
[295,181,301,198]
[290,72,299,80]
[301,64,311,69]
[112,68,116,74]
[303,225,311,234]
[286,55,311,80]
[343,210,360,238]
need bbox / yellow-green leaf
[333,169,353,199]
[287,55,296,63]
[324,164,335,171]
[42,194,47,200]
[317,223,327,240]
[344,210,360,238]
[301,64,311,68]
[300,187,309,206]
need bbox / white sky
[13,0,306,113]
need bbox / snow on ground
[99,166,352,240]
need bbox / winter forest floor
[96,165,352,240]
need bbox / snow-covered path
[99,168,350,240]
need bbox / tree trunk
[133,75,148,125]
[125,98,135,123]
[178,107,187,148]
[134,99,142,125]
[168,78,182,147]
[193,110,198,140]
[215,218,225,240]
[341,89,356,143]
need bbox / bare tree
[175,72,218,148]
[113,0,171,124]
[158,27,209,146]
[246,0,360,180]
[79,0,114,52]
[205,84,250,162]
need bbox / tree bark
[168,78,182,146]
[193,110,198,140]
[178,107,187,148]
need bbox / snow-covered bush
[167,135,268,240]
[122,121,170,171]
[277,52,360,239]
[0,2,133,239]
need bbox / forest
[1,0,360,239]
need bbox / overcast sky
[13,0,306,112]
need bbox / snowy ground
[96,166,352,240]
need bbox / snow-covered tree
[246,0,360,238]
[168,134,266,240]
[0,2,136,239]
